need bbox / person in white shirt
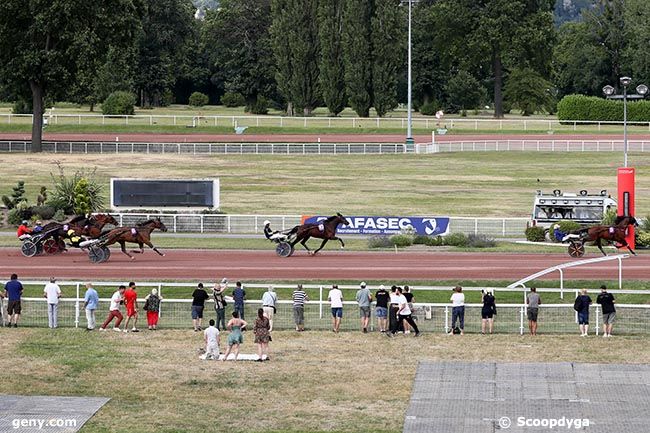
[204,319,221,360]
[388,287,421,337]
[261,285,278,331]
[43,277,62,328]
[450,286,465,335]
[328,284,344,333]
[100,285,126,331]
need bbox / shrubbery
[221,92,245,107]
[188,92,209,107]
[556,220,581,234]
[248,96,269,114]
[467,233,496,248]
[525,226,546,242]
[557,94,650,122]
[636,231,650,247]
[419,101,438,116]
[101,91,136,115]
[390,234,413,247]
[368,232,492,249]
[367,235,393,249]
[444,232,469,247]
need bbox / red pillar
[617,167,635,249]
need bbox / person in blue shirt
[83,282,100,330]
[232,281,246,320]
[4,273,23,327]
[553,224,567,242]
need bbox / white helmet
[263,220,271,226]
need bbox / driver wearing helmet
[263,220,283,241]
[553,224,566,242]
[17,220,32,239]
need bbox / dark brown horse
[39,214,119,252]
[102,217,168,259]
[288,213,349,255]
[575,216,638,256]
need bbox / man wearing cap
[16,220,32,238]
[355,282,372,333]
[43,277,62,329]
[213,278,228,331]
[261,285,277,331]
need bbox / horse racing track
[1,247,649,281]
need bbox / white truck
[531,189,617,228]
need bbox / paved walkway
[405,361,650,433]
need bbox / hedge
[557,94,650,123]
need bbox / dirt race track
[1,248,647,282]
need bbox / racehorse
[572,216,639,256]
[38,214,119,251]
[288,213,349,255]
[102,217,168,259]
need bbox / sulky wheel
[100,246,111,263]
[276,242,294,258]
[21,240,38,257]
[88,245,106,263]
[568,241,585,258]
[42,238,61,254]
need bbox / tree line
[0,0,649,151]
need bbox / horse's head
[94,213,118,227]
[153,217,168,232]
[615,215,638,228]
[335,212,349,226]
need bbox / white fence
[424,139,650,153]
[108,213,528,237]
[3,113,650,132]
[5,281,649,335]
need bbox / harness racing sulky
[561,215,638,258]
[264,213,349,257]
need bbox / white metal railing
[104,213,528,236]
[424,139,650,153]
[3,112,650,131]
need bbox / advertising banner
[301,216,450,236]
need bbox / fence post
[559,269,564,299]
[618,256,623,289]
[444,306,449,333]
[319,286,323,319]
[158,284,163,318]
[595,306,599,336]
[173,215,177,233]
[75,282,80,328]
[520,306,525,335]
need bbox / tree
[445,71,485,114]
[343,0,374,117]
[271,0,295,115]
[371,0,403,117]
[205,0,275,109]
[624,0,650,86]
[0,0,142,152]
[503,68,555,116]
[318,0,346,115]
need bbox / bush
[29,205,56,220]
[221,92,245,108]
[419,101,438,116]
[636,231,650,247]
[188,92,209,107]
[557,220,581,234]
[367,235,393,249]
[12,99,31,114]
[53,209,66,222]
[640,216,650,232]
[412,234,430,245]
[248,96,269,115]
[525,226,546,242]
[467,234,496,248]
[48,163,105,215]
[161,89,174,107]
[7,202,32,225]
[443,232,469,247]
[424,236,444,246]
[557,94,650,123]
[390,234,413,247]
[602,208,617,225]
[1,180,26,209]
[101,91,136,115]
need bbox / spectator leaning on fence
[575,289,593,337]
[100,285,126,331]
[192,283,209,332]
[328,284,343,333]
[389,286,421,337]
[232,281,246,320]
[481,289,497,335]
[143,288,162,330]
[261,285,277,332]
[4,273,23,328]
[449,286,465,335]
[374,285,389,333]
[527,287,541,336]
[402,286,415,334]
[43,277,62,329]
[388,286,401,334]
[355,282,372,333]
[596,284,616,338]
[83,283,99,331]
[213,279,228,331]
[292,284,308,332]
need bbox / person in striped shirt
[292,284,308,331]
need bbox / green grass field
[1,329,648,433]
[2,152,649,216]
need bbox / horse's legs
[596,238,607,256]
[618,238,637,256]
[333,236,345,249]
[144,239,165,256]
[297,235,312,254]
[313,238,329,254]
[119,241,134,259]
[130,242,146,254]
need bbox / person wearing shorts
[4,273,23,328]
[122,282,139,333]
[575,288,592,336]
[292,284,308,331]
[526,287,541,335]
[597,285,616,337]
[355,282,372,333]
[481,289,497,334]
[328,284,343,333]
[374,285,389,333]
[191,283,209,331]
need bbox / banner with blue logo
[301,216,451,236]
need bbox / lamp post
[402,0,416,152]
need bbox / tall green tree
[445,70,486,114]
[205,0,275,108]
[503,67,555,115]
[343,0,374,117]
[0,0,142,152]
[371,0,403,117]
[271,0,321,116]
[318,0,346,115]
[623,0,650,86]
[135,0,195,107]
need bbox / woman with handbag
[143,288,162,330]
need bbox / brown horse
[288,213,349,255]
[38,214,119,252]
[102,217,168,259]
[574,216,638,256]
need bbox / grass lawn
[1,152,649,216]
[1,329,648,433]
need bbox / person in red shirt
[122,281,139,333]
[16,220,32,238]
